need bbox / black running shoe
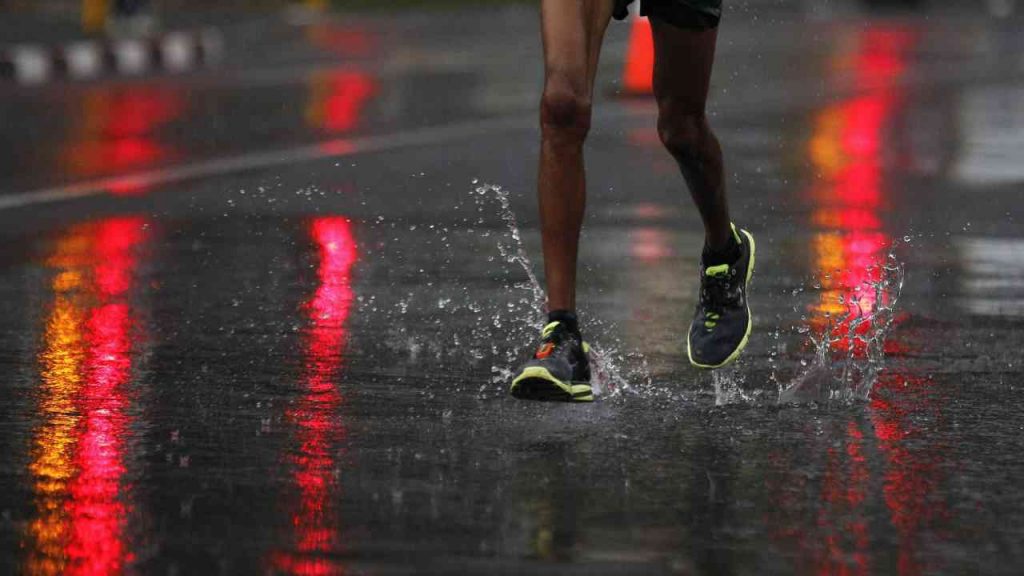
[688,224,756,369]
[510,321,593,402]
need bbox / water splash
[471,182,649,398]
[779,248,906,404]
[588,344,650,397]
[367,182,652,398]
[471,183,546,322]
[712,365,749,406]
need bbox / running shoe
[688,224,756,369]
[510,320,592,402]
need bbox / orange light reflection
[807,28,913,354]
[24,218,148,575]
[767,25,943,576]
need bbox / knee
[657,110,710,162]
[540,81,592,143]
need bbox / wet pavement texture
[2,4,1024,575]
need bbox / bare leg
[538,0,614,312]
[650,20,733,254]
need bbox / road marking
[0,114,536,211]
[66,42,104,79]
[2,66,1014,212]
[0,83,829,212]
[8,45,51,85]
[1,29,222,86]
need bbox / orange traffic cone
[622,14,653,96]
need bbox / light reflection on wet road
[25,219,148,575]
[269,218,355,575]
[1,5,1023,574]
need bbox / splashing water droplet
[781,246,906,404]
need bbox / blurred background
[0,0,1019,196]
[0,0,1018,39]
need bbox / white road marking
[11,45,51,85]
[161,33,196,72]
[0,114,535,211]
[113,40,150,75]
[65,42,103,79]
[2,66,1010,212]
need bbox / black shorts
[613,0,722,30]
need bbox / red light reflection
[843,28,914,88]
[93,219,147,298]
[807,27,914,353]
[318,139,357,157]
[25,218,148,575]
[271,217,357,575]
[816,421,871,576]
[66,301,133,576]
[766,27,947,576]
[63,87,184,193]
[306,72,376,134]
[765,420,872,576]
[630,227,673,262]
[306,25,374,57]
[106,176,152,197]
[870,374,947,575]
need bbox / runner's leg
[650,12,756,369]
[650,19,733,254]
[538,0,614,312]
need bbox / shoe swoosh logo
[535,343,554,359]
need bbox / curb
[0,28,223,85]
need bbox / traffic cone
[622,14,653,96]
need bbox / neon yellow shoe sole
[509,366,593,402]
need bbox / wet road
[2,4,1024,574]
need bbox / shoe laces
[534,321,585,359]
[700,264,740,329]
[540,321,562,341]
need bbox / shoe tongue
[705,263,730,278]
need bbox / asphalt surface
[2,4,1024,574]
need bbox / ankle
[546,309,580,336]
[702,233,740,266]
